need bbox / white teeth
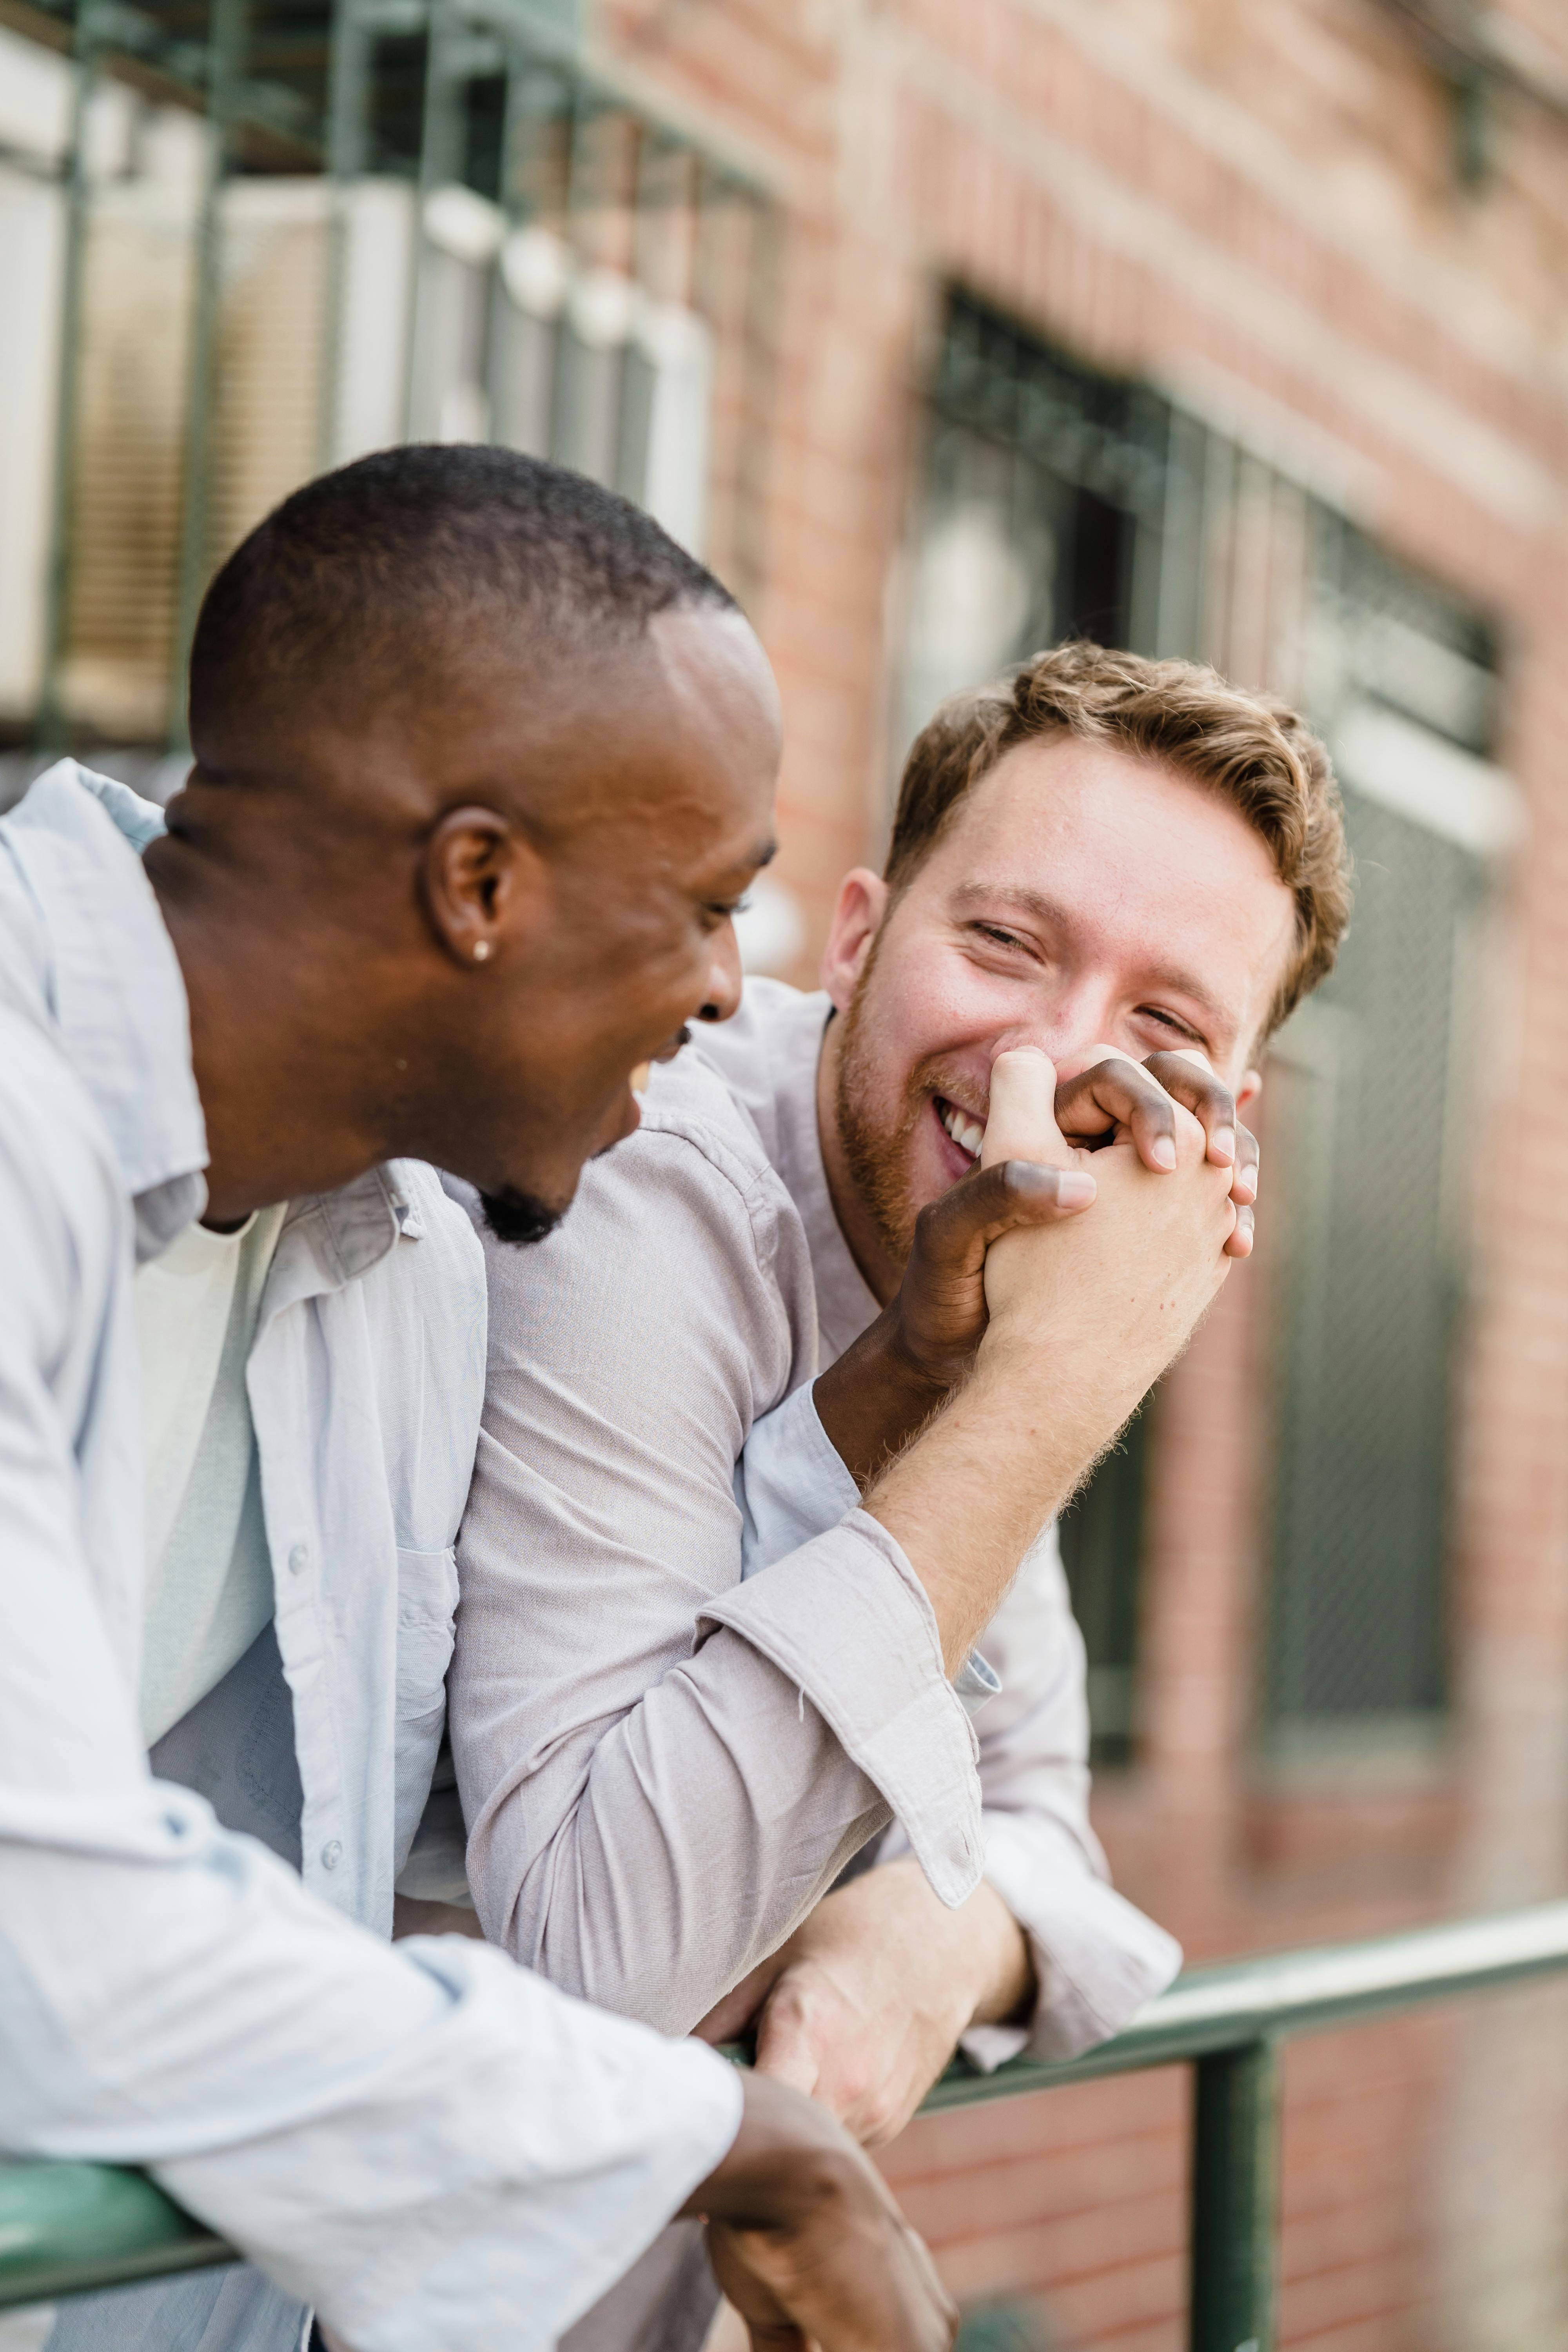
[939,1101,986,1160]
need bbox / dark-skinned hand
[813,1153,1097,1485]
[684,2072,957,2352]
[318,2073,955,2352]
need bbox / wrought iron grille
[0,0,774,765]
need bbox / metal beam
[6,1901,1568,2315]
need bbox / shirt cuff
[736,1379,860,1579]
[695,1509,984,1910]
[737,1386,998,1717]
[958,1812,1183,2069]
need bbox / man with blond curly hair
[419,641,1352,2350]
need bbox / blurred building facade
[3,0,1568,2345]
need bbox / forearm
[864,1336,1129,1674]
[935,1866,1035,2029]
[1,1795,742,2352]
[812,1313,948,1490]
[460,1626,891,2032]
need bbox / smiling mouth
[933,1094,987,1164]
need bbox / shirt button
[288,1543,310,1576]
[320,1840,343,1871]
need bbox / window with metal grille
[0,0,773,766]
[903,290,1507,1759]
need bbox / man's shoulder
[0,997,117,1183]
[636,1023,788,1208]
[684,979,831,1167]
[0,999,128,1298]
[475,1052,812,1341]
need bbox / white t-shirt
[134,1204,287,1743]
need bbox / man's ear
[419,805,545,968]
[820,868,888,1013]
[1237,1066,1263,1111]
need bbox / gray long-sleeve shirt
[446,978,1180,2064]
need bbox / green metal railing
[5,1901,1568,2348]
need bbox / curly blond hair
[887,641,1352,1039]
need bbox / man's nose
[992,990,1121,1081]
[694,920,744,1024]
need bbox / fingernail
[1234,1164,1258,1201]
[1057,1171,1096,1208]
[1212,1127,1236,1164]
[1152,1136,1177,1170]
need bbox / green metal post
[1188,2038,1279,2352]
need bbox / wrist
[683,2072,857,2225]
[874,1305,964,1413]
[964,1882,1035,2027]
[814,1308,953,1491]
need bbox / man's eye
[1143,1006,1203,1045]
[702,895,750,929]
[972,922,1027,950]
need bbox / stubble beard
[832,963,929,1270]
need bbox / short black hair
[189,444,737,731]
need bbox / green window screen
[1263,784,1486,1738]
[1057,1404,1150,1769]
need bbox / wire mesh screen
[1264,786,1482,1728]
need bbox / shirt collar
[0,760,418,1288]
[0,761,209,1257]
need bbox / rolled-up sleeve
[873,1521,1182,2063]
[450,1093,986,2036]
[0,1025,742,2352]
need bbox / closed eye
[1140,1004,1207,1047]
[701,892,751,929]
[969,920,1036,955]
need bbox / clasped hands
[816,1044,1254,1487]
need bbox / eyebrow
[949,879,1238,1040]
[699,837,777,900]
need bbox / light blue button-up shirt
[0,763,742,2352]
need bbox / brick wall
[598,2,1568,2344]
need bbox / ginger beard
[832,931,986,1267]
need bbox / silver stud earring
[473,940,492,962]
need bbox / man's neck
[154,877,392,1223]
[814,1016,904,1309]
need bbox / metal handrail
[5,1900,1568,2346]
